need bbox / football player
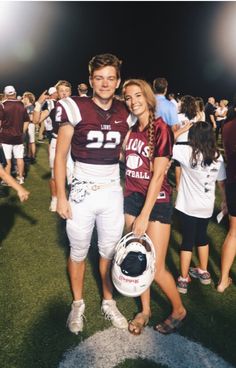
[33,82,70,211]
[1,85,30,185]
[22,92,36,164]
[54,53,136,334]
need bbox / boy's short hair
[55,80,72,90]
[153,77,168,94]
[88,53,122,79]
[23,92,35,104]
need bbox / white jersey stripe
[47,99,55,113]
[60,97,82,126]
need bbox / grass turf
[0,142,235,368]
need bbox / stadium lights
[211,2,236,75]
[0,2,61,76]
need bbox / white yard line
[59,326,233,368]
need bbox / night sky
[1,1,236,102]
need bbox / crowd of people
[0,53,235,337]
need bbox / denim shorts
[124,192,173,224]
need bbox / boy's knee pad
[67,220,91,262]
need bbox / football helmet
[112,232,156,297]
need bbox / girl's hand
[17,188,30,202]
[180,121,193,132]
[132,215,149,237]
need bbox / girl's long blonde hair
[123,79,156,171]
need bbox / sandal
[217,277,232,293]
[154,314,186,335]
[128,312,150,335]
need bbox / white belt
[80,179,120,191]
[83,180,118,191]
[70,179,119,203]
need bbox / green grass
[0,142,235,368]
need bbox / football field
[0,142,235,368]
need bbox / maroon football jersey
[56,96,135,164]
[0,99,29,144]
[124,117,173,203]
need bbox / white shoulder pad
[47,99,55,113]
[59,97,82,126]
[127,113,137,128]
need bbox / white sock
[102,299,114,304]
[73,299,84,306]
[179,276,189,281]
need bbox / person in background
[36,87,58,143]
[175,95,198,143]
[0,85,29,185]
[49,80,72,211]
[77,83,89,97]
[217,103,236,292]
[22,92,36,164]
[153,77,179,133]
[168,93,178,111]
[176,94,182,113]
[122,78,186,335]
[33,86,59,211]
[195,96,206,122]
[172,122,226,294]
[215,99,228,143]
[0,140,29,201]
[172,95,198,190]
[205,97,216,129]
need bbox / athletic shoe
[189,267,211,285]
[67,300,85,335]
[16,176,24,185]
[177,276,191,294]
[101,299,128,329]
[49,197,57,212]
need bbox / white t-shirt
[176,113,198,142]
[172,144,226,218]
[216,106,227,122]
[170,98,178,111]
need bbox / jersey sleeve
[154,122,174,157]
[55,97,82,127]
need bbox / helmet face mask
[112,232,156,297]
